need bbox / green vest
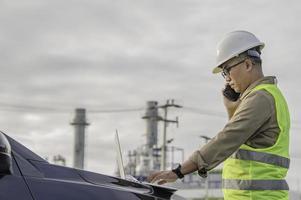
[222,84,290,200]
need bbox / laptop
[114,130,177,191]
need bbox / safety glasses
[221,59,246,79]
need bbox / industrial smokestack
[71,108,89,169]
[142,101,159,149]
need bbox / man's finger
[147,174,155,182]
[158,179,167,185]
[151,173,167,184]
[147,172,161,182]
[150,175,161,183]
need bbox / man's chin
[232,87,240,93]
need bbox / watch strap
[172,164,184,179]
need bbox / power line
[0,103,69,113]
[0,101,299,127]
[0,102,145,114]
[182,106,226,118]
[89,108,145,113]
[0,100,227,116]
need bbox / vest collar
[239,76,277,100]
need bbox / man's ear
[245,59,253,72]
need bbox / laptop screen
[115,130,126,179]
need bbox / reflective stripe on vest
[231,149,290,169]
[223,179,289,190]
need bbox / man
[147,31,290,200]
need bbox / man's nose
[225,75,231,82]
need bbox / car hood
[78,169,177,199]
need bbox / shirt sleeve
[189,90,273,171]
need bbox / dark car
[0,131,184,200]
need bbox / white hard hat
[212,30,265,74]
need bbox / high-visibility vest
[222,84,290,200]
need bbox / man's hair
[240,47,262,66]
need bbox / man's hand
[147,170,178,185]
[223,94,241,119]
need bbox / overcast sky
[1,0,301,191]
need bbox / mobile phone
[223,84,240,101]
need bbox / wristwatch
[172,164,184,179]
[198,167,208,178]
